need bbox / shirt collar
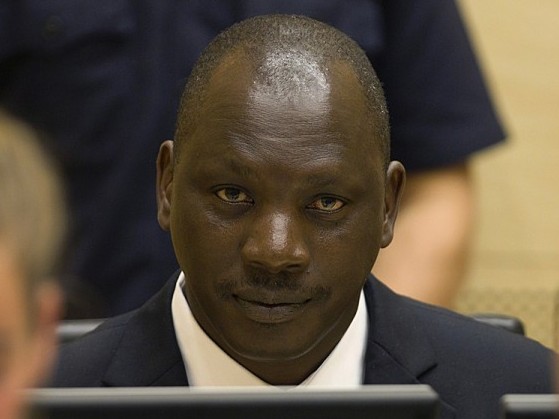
[171,271,368,387]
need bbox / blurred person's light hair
[0,109,66,292]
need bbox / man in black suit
[53,15,554,418]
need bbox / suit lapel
[363,276,436,383]
[102,272,189,387]
[363,276,456,419]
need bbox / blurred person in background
[0,110,63,419]
[0,0,504,315]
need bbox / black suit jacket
[52,273,555,419]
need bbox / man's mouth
[233,295,310,324]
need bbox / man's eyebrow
[222,159,260,180]
[221,161,344,188]
[303,174,338,188]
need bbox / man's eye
[215,187,253,204]
[308,197,345,212]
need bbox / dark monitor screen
[500,394,559,419]
[27,385,439,419]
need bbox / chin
[224,331,322,364]
[235,347,309,363]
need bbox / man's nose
[241,210,310,274]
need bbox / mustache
[246,270,302,290]
[217,270,330,299]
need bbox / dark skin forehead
[183,50,384,176]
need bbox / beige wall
[456,0,559,347]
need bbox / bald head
[175,14,390,166]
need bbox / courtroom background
[456,0,559,348]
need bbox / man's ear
[156,140,175,231]
[381,161,406,248]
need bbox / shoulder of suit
[50,310,136,387]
